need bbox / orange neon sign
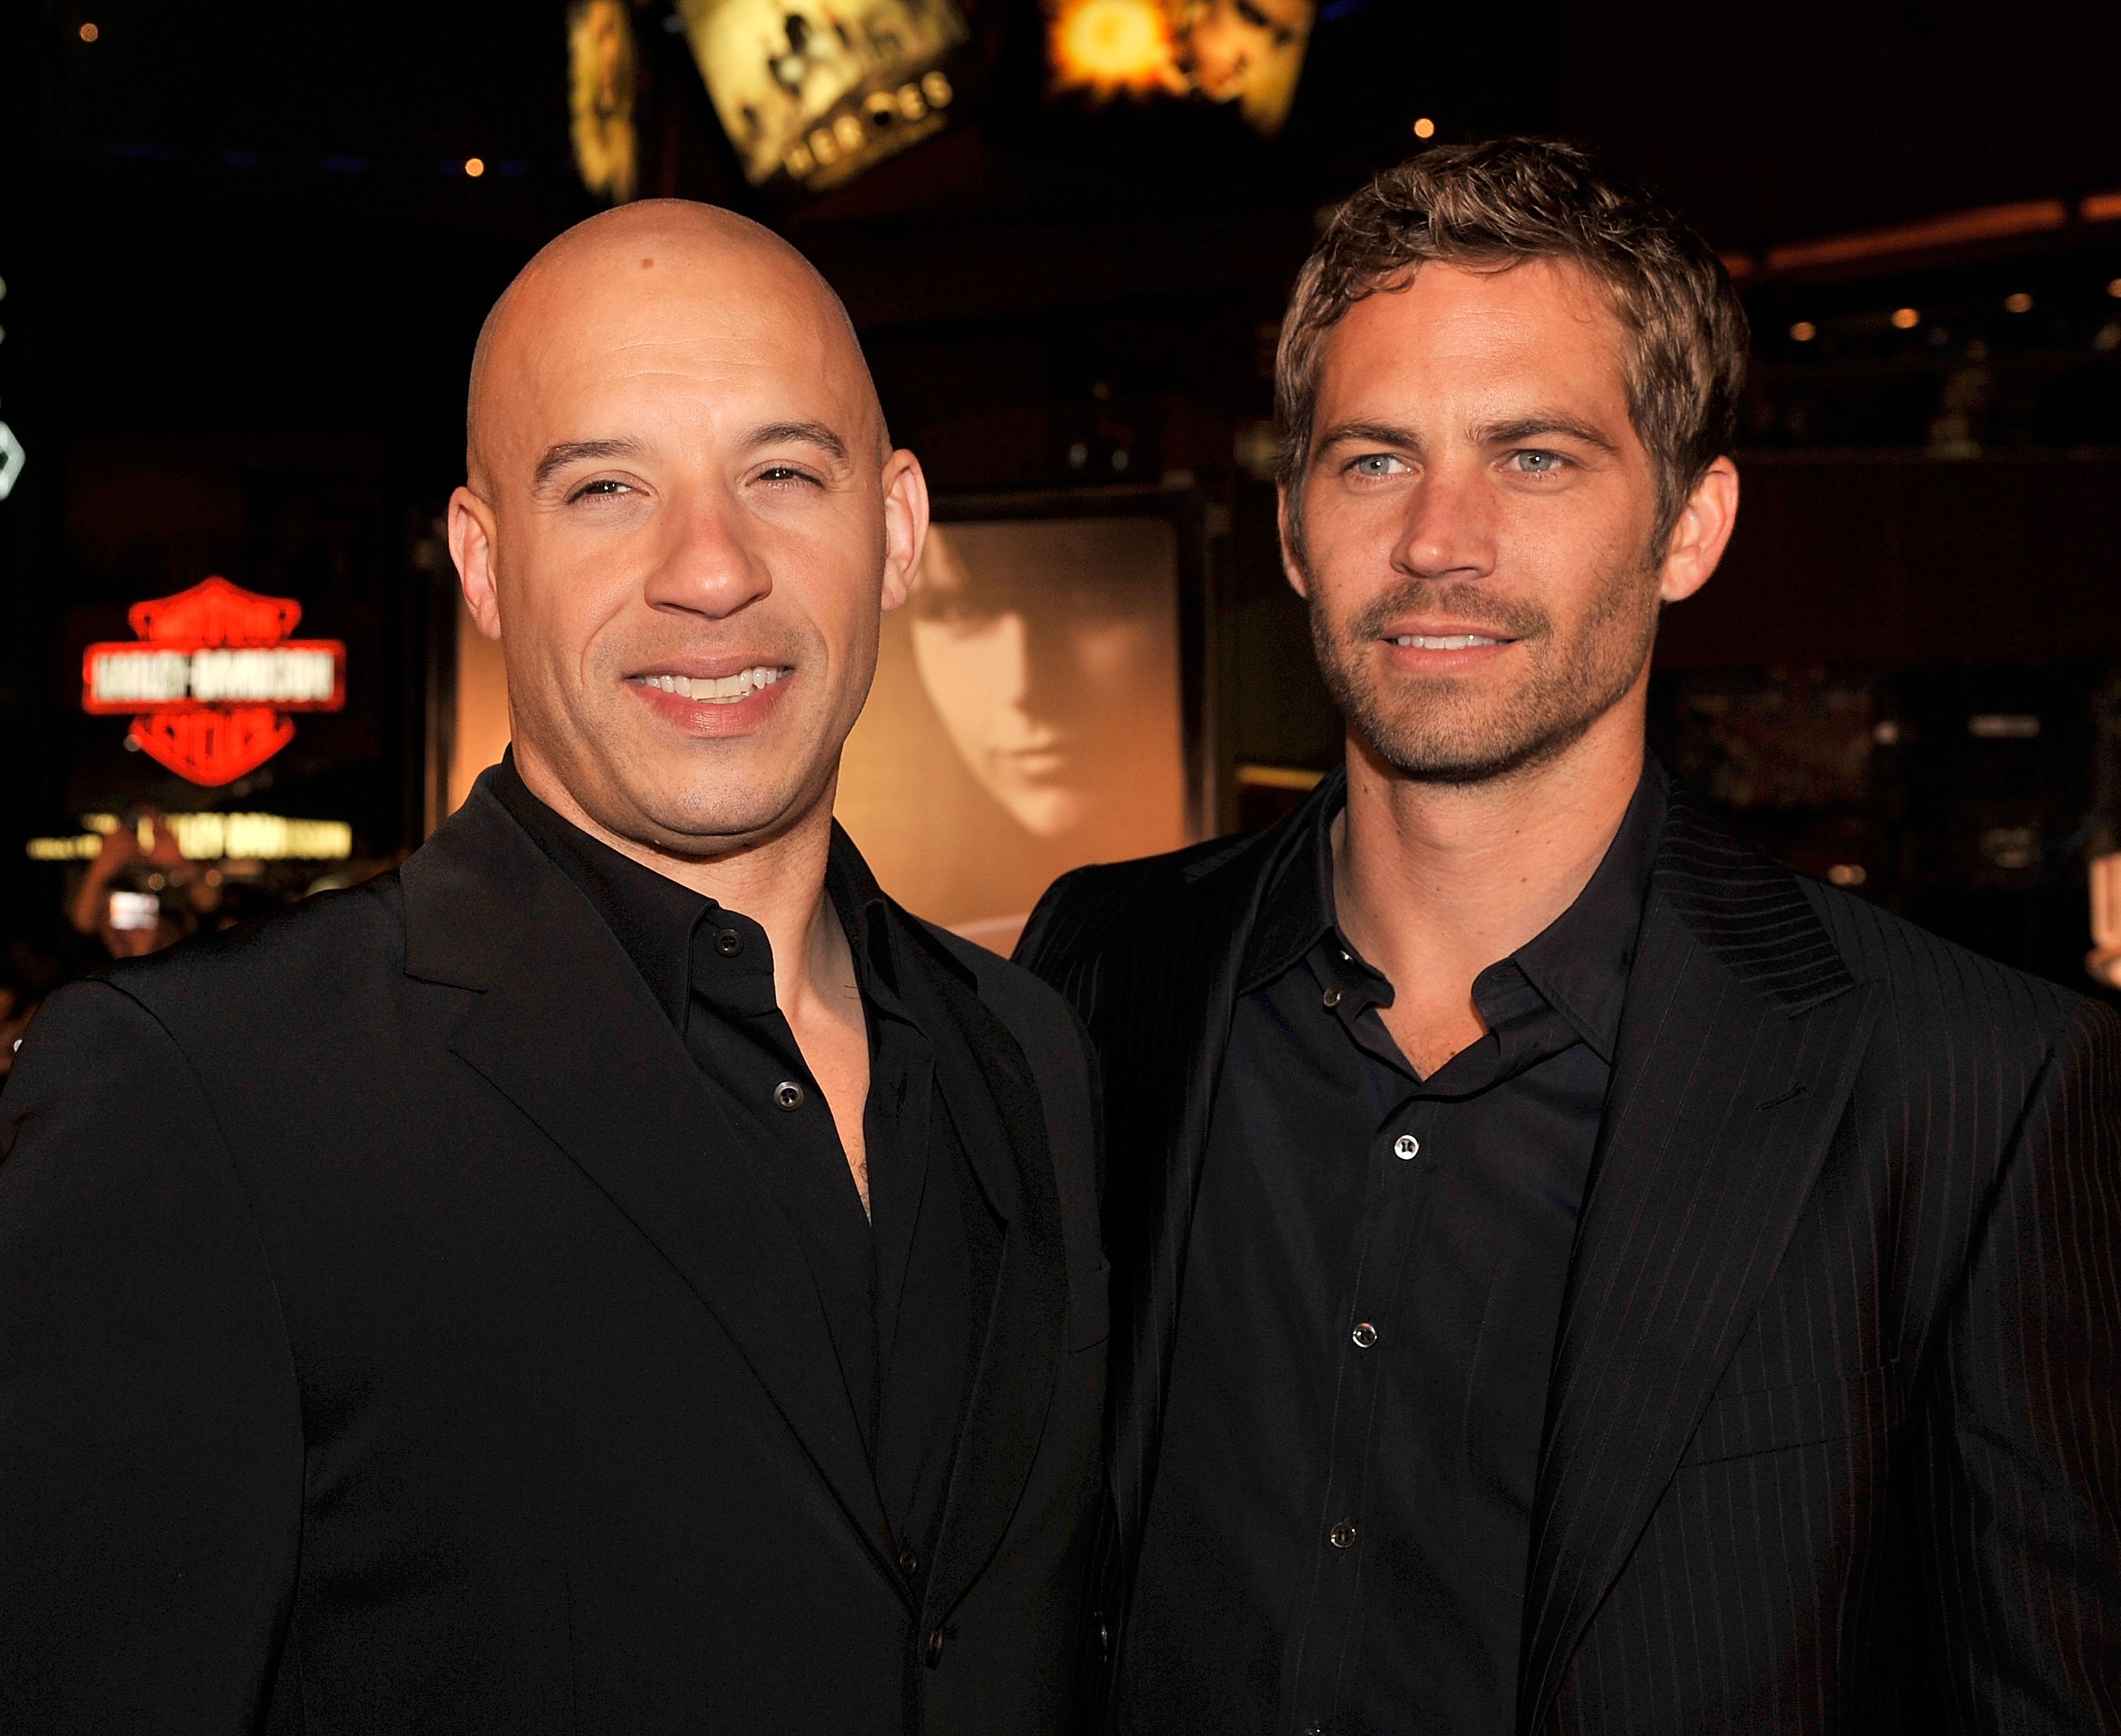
[81,576,347,787]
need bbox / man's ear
[879,447,930,614]
[1278,481,1312,601]
[448,486,505,642]
[1657,457,1739,606]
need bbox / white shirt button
[1393,1134,1419,1161]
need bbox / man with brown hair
[1020,139,2121,1733]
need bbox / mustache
[1338,579,1552,645]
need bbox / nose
[641,488,774,620]
[1392,456,1499,583]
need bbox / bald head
[445,196,928,873]
[465,199,883,498]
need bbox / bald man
[0,204,1107,1735]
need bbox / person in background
[1,200,1104,1734]
[65,808,216,958]
[1020,139,2120,1733]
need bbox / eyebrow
[743,420,851,466]
[1472,415,1620,454]
[532,437,648,491]
[1314,415,1622,459]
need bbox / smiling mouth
[1390,633,1512,650]
[631,667,789,704]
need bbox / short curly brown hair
[1277,138,1748,556]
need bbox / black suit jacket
[1019,770,2121,1734]
[0,775,1109,1735]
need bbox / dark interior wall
[1663,454,2121,670]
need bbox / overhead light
[1412,117,1436,139]
[464,156,486,178]
[78,20,99,41]
[1789,320,1817,341]
[2108,277,2121,299]
[1891,307,1920,329]
[2004,291,2033,313]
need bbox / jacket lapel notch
[1517,830,1883,1730]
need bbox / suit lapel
[402,788,894,1576]
[1087,798,1326,1553]
[1517,793,1883,1731]
[894,942,1070,1628]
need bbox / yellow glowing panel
[678,0,969,191]
[1046,0,1315,135]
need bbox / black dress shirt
[491,756,1000,1580]
[1116,763,1666,1736]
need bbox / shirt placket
[1285,978,1432,1736]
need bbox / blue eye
[1351,454,1406,476]
[1513,451,1562,474]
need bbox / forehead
[496,245,868,449]
[1316,257,1631,418]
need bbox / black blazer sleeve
[1915,997,2121,1730]
[0,980,303,1731]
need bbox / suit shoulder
[100,874,407,1028]
[1798,872,2096,1044]
[1017,831,1262,978]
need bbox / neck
[1332,688,1648,1019]
[513,743,851,1023]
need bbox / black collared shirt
[1117,762,1667,1736]
[491,756,1000,1581]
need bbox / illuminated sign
[1046,0,1315,136]
[81,576,346,787]
[25,811,354,863]
[676,0,967,193]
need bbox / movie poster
[567,0,640,204]
[836,516,1192,954]
[1045,0,1315,135]
[677,0,971,194]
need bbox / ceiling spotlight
[2108,277,2121,299]
[1789,320,1817,341]
[1891,307,1920,329]
[2004,291,2033,313]
[1412,117,1436,139]
[464,157,486,178]
[78,20,99,40]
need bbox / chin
[988,780,1094,839]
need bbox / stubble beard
[1304,552,1661,787]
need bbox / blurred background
[6,0,2121,1053]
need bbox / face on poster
[568,0,640,203]
[835,516,1192,952]
[1046,0,1315,134]
[677,0,969,192]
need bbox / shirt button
[713,927,744,957]
[923,1627,947,1668]
[1322,985,1343,1009]
[1393,1133,1419,1161]
[1329,1520,1357,1549]
[1351,1321,1378,1349]
[898,1547,918,1578]
[773,1080,805,1110]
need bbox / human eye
[567,476,633,502]
[1346,452,1410,479]
[1507,449,1570,476]
[752,462,825,489]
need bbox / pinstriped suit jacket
[1018,768,2121,1735]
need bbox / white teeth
[1393,634,1501,650]
[643,667,787,704]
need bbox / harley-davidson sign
[82,576,347,786]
